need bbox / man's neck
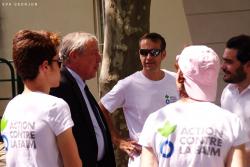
[236,77,250,93]
[142,69,164,81]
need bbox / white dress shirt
[67,67,105,160]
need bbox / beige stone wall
[2,0,248,110]
[0,0,96,115]
[151,0,192,70]
[1,0,249,166]
[0,0,191,115]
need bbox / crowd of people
[0,30,249,167]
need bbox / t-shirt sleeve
[232,115,250,147]
[139,114,155,148]
[100,80,126,113]
[220,87,226,107]
[220,85,232,109]
[48,99,74,136]
[245,117,250,150]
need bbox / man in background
[99,32,179,167]
[221,34,250,164]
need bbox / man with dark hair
[221,34,250,164]
[99,32,179,167]
[50,32,116,167]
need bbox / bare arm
[57,128,82,167]
[141,146,158,167]
[99,102,141,158]
[226,144,246,167]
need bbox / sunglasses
[139,49,162,57]
[51,58,63,67]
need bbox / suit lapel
[61,67,97,138]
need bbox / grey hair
[59,32,98,61]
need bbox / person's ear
[68,51,80,64]
[69,51,79,59]
[246,61,250,67]
[176,69,182,90]
[245,61,250,72]
[40,60,49,72]
[161,50,167,60]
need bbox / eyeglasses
[139,49,162,57]
[51,58,63,67]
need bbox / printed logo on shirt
[158,121,177,158]
[165,94,177,104]
[0,118,8,150]
[178,127,223,157]
[157,123,224,159]
[1,118,36,151]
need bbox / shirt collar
[66,67,86,88]
[228,83,250,94]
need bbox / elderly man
[50,32,116,167]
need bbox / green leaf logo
[158,121,176,137]
[1,118,8,132]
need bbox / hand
[118,139,142,159]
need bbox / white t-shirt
[139,101,249,167]
[221,84,250,149]
[101,70,178,167]
[1,92,74,167]
[101,70,179,141]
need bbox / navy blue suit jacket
[50,67,116,167]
